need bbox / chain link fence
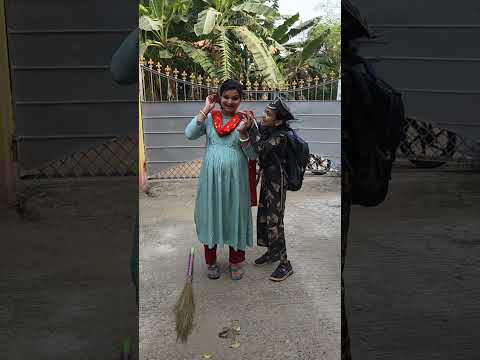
[19,136,138,179]
[149,156,337,180]
[397,117,480,167]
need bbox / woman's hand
[237,111,255,144]
[197,94,219,123]
[238,111,254,133]
[203,94,219,114]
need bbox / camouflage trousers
[342,167,352,360]
[256,170,288,263]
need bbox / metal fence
[19,136,138,179]
[397,116,480,166]
[139,58,339,103]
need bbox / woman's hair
[219,79,244,98]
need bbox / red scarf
[211,109,242,136]
[211,109,257,206]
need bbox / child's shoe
[269,261,293,282]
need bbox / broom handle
[187,247,195,278]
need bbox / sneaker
[207,264,220,279]
[254,251,280,266]
[230,263,244,280]
[269,261,293,282]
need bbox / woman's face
[261,107,281,127]
[220,89,241,114]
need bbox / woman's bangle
[239,136,250,143]
[200,110,208,119]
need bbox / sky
[276,0,339,43]
[277,0,340,22]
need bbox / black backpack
[345,55,406,206]
[275,128,310,191]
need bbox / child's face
[261,108,282,127]
[220,89,241,114]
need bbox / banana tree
[276,20,340,82]
[139,0,219,77]
[192,0,284,84]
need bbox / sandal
[230,263,244,280]
[207,264,220,279]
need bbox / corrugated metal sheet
[142,101,341,177]
[5,0,138,171]
[354,0,480,145]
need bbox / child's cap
[267,97,295,121]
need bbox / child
[242,97,295,281]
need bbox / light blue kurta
[185,113,257,251]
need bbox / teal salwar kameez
[185,113,257,251]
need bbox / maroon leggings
[204,245,245,265]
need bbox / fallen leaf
[201,353,213,359]
[230,341,241,349]
[218,327,231,338]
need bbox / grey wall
[5,0,137,171]
[354,0,480,144]
[142,101,341,177]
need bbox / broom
[174,247,196,343]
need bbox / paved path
[140,176,341,360]
[345,169,480,359]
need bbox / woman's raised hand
[204,94,219,113]
[238,110,255,131]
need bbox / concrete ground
[139,176,341,360]
[1,178,138,360]
[344,168,480,359]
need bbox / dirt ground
[139,176,341,360]
[344,168,480,359]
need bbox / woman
[184,79,256,280]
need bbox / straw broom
[174,247,195,343]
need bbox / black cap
[267,97,295,121]
[342,0,373,40]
